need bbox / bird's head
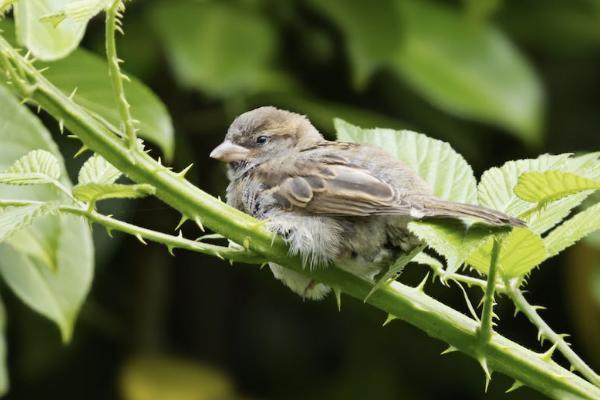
[210,107,323,170]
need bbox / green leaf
[13,0,89,60]
[43,49,175,160]
[392,0,543,143]
[307,0,402,88]
[0,84,93,341]
[408,220,506,274]
[0,149,61,185]
[335,119,477,204]
[0,0,14,15]
[0,294,8,396]
[0,19,175,160]
[0,215,93,342]
[73,183,155,203]
[40,0,111,27]
[149,1,288,98]
[515,170,600,204]
[478,153,598,235]
[78,154,121,185]
[467,228,547,278]
[545,203,600,258]
[0,203,56,243]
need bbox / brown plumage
[211,106,524,299]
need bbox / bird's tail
[421,199,526,227]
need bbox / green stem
[507,281,600,388]
[478,237,501,342]
[105,0,136,150]
[1,36,600,399]
[0,199,264,265]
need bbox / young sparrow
[211,107,523,300]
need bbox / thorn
[532,305,547,312]
[229,259,234,266]
[68,86,78,99]
[176,163,193,178]
[537,329,547,345]
[215,252,224,260]
[105,227,113,238]
[259,262,267,270]
[243,237,250,250]
[505,380,524,393]
[135,234,147,245]
[36,104,42,113]
[513,307,521,318]
[194,216,205,232]
[477,356,493,392]
[382,313,397,327]
[38,66,50,73]
[167,245,175,256]
[73,145,88,158]
[333,287,342,312]
[441,345,458,355]
[541,343,559,362]
[415,272,429,292]
[59,119,64,134]
[175,215,188,231]
[157,156,162,166]
[176,230,183,239]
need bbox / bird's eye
[256,135,269,145]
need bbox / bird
[210,106,524,300]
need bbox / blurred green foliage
[0,0,599,399]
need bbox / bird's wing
[256,149,413,217]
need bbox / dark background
[3,0,600,399]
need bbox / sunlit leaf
[13,0,89,60]
[467,228,546,278]
[149,1,289,97]
[408,219,506,273]
[0,84,93,342]
[307,0,402,88]
[40,0,111,27]
[78,154,121,185]
[335,119,477,204]
[73,183,155,203]
[515,170,600,204]
[393,0,543,143]
[478,153,598,234]
[0,150,61,185]
[545,203,600,258]
[0,204,56,243]
[0,0,14,15]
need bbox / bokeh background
[2,0,600,399]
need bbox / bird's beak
[209,141,250,163]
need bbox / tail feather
[422,200,526,227]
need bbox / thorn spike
[333,287,342,312]
[440,345,458,355]
[506,380,524,393]
[382,313,397,327]
[415,272,429,292]
[194,216,205,232]
[176,163,193,178]
[135,234,147,245]
[175,215,189,231]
